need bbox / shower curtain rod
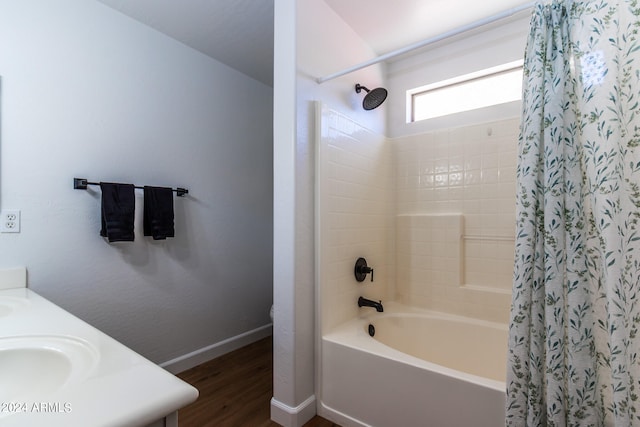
[316,1,536,84]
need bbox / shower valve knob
[354,257,374,282]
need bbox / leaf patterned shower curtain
[506,1,640,426]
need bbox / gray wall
[0,0,273,365]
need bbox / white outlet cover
[0,210,21,233]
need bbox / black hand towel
[143,186,175,240]
[99,182,135,242]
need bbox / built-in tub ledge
[0,268,198,427]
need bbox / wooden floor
[177,337,340,427]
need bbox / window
[408,60,524,122]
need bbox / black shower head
[355,83,388,110]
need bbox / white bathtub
[318,303,508,427]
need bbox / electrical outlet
[1,210,21,233]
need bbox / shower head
[355,84,388,110]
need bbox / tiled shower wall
[393,118,519,322]
[317,104,394,333]
[318,105,519,330]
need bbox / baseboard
[271,395,316,427]
[317,401,370,427]
[160,324,273,374]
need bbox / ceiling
[96,0,533,88]
[96,0,274,86]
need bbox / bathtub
[318,302,507,427]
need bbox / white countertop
[0,287,199,427]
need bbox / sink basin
[0,287,198,426]
[0,335,99,403]
[0,296,30,317]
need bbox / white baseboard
[317,401,370,427]
[160,324,273,374]
[271,395,316,427]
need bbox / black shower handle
[354,258,374,282]
[363,266,374,281]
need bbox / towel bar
[73,178,189,197]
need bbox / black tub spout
[358,296,383,312]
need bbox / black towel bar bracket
[74,178,189,197]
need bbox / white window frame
[407,59,524,123]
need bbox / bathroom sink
[0,283,198,426]
[0,335,99,403]
[0,296,30,317]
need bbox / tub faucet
[358,296,384,312]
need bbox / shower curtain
[506,1,640,426]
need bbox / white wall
[0,0,273,366]
[272,0,386,425]
[387,14,530,137]
[393,118,519,323]
[381,11,530,323]
[272,0,301,424]
[316,104,393,334]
